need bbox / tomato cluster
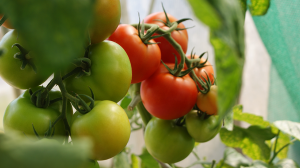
[0,1,221,165]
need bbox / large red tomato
[141,64,198,120]
[108,24,161,84]
[144,12,188,63]
[186,55,215,90]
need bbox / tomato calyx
[69,87,95,115]
[136,15,165,45]
[32,121,56,140]
[154,4,192,31]
[29,87,51,108]
[161,57,195,77]
[12,43,37,73]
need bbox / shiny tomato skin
[144,118,194,163]
[89,0,121,44]
[3,87,73,140]
[141,64,198,120]
[0,14,13,29]
[185,110,221,142]
[186,55,215,90]
[108,24,161,84]
[64,40,132,103]
[197,85,218,115]
[0,30,52,89]
[71,100,131,160]
[144,12,188,63]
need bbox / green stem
[268,138,297,164]
[129,83,152,125]
[0,15,7,27]
[128,94,141,111]
[211,160,216,168]
[56,71,71,135]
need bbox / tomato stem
[127,94,141,111]
[129,83,152,125]
[0,15,7,27]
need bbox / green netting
[252,0,300,163]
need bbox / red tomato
[196,85,218,115]
[141,64,198,120]
[108,24,161,84]
[144,12,188,63]
[186,55,215,90]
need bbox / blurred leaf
[242,160,270,168]
[215,160,235,168]
[131,154,140,168]
[239,0,247,16]
[249,0,270,16]
[273,120,300,141]
[187,0,221,29]
[233,105,271,128]
[220,125,276,161]
[223,105,237,131]
[0,0,93,74]
[273,132,290,159]
[274,159,300,168]
[222,147,251,167]
[138,147,160,168]
[113,151,131,168]
[120,94,136,119]
[0,134,92,168]
[188,0,245,126]
[194,142,200,147]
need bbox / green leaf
[233,105,271,128]
[242,160,271,168]
[120,95,136,119]
[0,0,93,74]
[215,160,235,168]
[113,151,131,168]
[273,120,300,141]
[223,105,236,131]
[275,159,300,168]
[220,125,276,161]
[131,154,140,168]
[273,132,290,159]
[249,0,270,16]
[238,0,248,16]
[222,147,251,167]
[138,147,160,168]
[187,0,221,29]
[0,134,92,168]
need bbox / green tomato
[64,40,132,103]
[144,118,195,164]
[3,87,73,140]
[185,110,221,142]
[0,30,52,89]
[71,100,131,160]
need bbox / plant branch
[268,138,297,164]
